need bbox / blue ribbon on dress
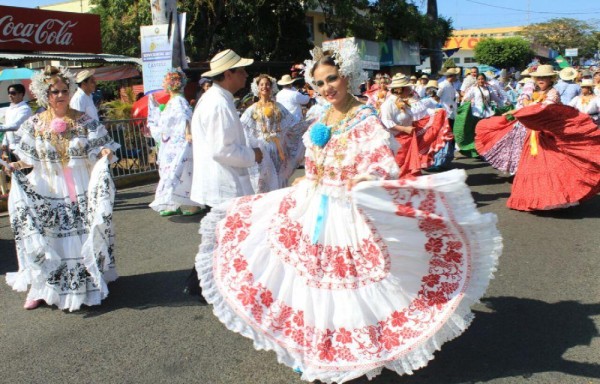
[312,194,329,244]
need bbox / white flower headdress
[304,40,367,95]
[250,75,279,97]
[30,66,77,108]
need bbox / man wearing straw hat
[70,69,99,121]
[185,49,263,298]
[555,67,581,105]
[276,74,310,121]
[437,67,460,126]
[190,49,263,209]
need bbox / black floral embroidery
[46,262,92,291]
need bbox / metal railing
[104,118,158,179]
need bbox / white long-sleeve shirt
[569,95,599,115]
[462,85,501,118]
[1,101,32,149]
[70,87,99,121]
[276,87,310,121]
[190,83,256,207]
[437,80,458,119]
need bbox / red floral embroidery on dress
[213,141,469,369]
[305,116,396,185]
[268,192,391,289]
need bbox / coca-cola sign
[0,5,101,53]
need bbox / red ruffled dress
[507,103,600,211]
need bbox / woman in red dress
[479,64,600,211]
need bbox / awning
[0,52,142,66]
[72,65,141,81]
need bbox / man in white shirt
[190,49,263,208]
[437,67,460,126]
[70,69,99,121]
[185,49,263,299]
[276,74,310,121]
[1,84,32,161]
[460,66,479,97]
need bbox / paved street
[1,158,599,384]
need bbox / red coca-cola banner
[0,5,102,53]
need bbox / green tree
[91,0,151,58]
[520,18,598,59]
[306,0,452,47]
[91,0,312,62]
[474,37,534,69]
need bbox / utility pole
[427,0,443,76]
[149,0,183,68]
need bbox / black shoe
[183,268,207,303]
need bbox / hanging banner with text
[140,24,172,94]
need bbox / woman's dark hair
[425,87,438,98]
[310,50,337,77]
[477,73,487,81]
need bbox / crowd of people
[1,40,599,383]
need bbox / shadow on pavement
[80,269,205,318]
[349,296,600,384]
[113,201,154,211]
[471,191,511,208]
[466,172,510,187]
[0,238,17,275]
[532,195,600,219]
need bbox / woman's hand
[292,176,305,186]
[100,148,113,160]
[185,133,193,143]
[5,161,30,175]
[347,174,375,191]
[397,125,415,135]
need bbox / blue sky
[4,0,600,30]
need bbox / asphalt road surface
[1,157,599,384]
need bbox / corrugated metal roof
[0,52,141,65]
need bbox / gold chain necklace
[37,108,78,164]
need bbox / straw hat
[484,70,498,80]
[580,79,595,88]
[420,74,429,80]
[389,74,412,89]
[559,67,578,81]
[202,49,254,77]
[76,69,95,83]
[529,64,558,78]
[518,77,534,85]
[425,79,439,89]
[277,74,296,86]
[439,67,460,76]
[520,68,531,77]
[410,75,417,80]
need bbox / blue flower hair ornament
[310,122,331,148]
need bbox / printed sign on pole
[565,48,578,57]
[140,24,172,94]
